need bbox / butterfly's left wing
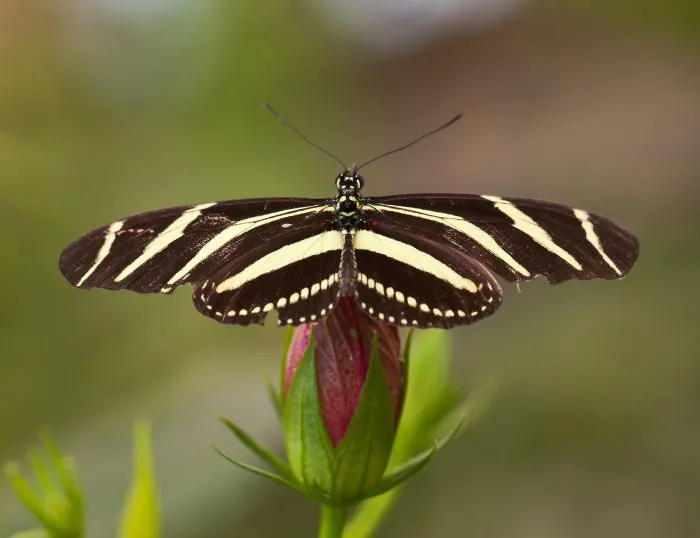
[193,229,345,326]
[59,198,344,326]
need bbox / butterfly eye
[355,175,364,190]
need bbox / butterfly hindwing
[192,230,344,326]
[352,229,503,329]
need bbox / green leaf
[41,434,84,528]
[403,329,452,417]
[283,328,336,493]
[213,446,304,495]
[118,422,160,538]
[4,434,85,538]
[401,328,414,383]
[219,417,295,482]
[332,334,395,503]
[27,449,57,501]
[265,374,283,420]
[4,462,58,533]
[8,530,51,538]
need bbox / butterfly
[59,110,639,329]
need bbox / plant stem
[318,505,347,538]
[343,489,400,538]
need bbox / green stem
[343,489,400,538]
[318,505,347,538]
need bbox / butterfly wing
[59,198,345,325]
[192,229,345,326]
[367,194,639,284]
[352,226,502,329]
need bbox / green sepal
[219,417,295,482]
[331,334,395,504]
[360,445,436,500]
[213,447,304,495]
[397,329,413,418]
[279,326,295,405]
[118,422,160,538]
[283,328,336,495]
[359,417,461,502]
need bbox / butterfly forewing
[368,194,639,285]
[59,198,334,305]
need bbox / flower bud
[282,297,404,503]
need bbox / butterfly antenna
[262,102,348,170]
[356,112,463,171]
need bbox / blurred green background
[1,0,699,536]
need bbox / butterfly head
[336,171,364,194]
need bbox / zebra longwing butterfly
[59,112,639,329]
[59,178,638,329]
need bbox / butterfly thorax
[333,171,366,231]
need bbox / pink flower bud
[284,297,403,446]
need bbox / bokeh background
[2,0,699,536]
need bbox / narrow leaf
[265,375,283,420]
[391,330,455,464]
[40,434,84,526]
[401,328,414,384]
[27,449,56,501]
[118,422,160,538]
[3,462,59,533]
[41,434,81,496]
[212,446,303,494]
[219,417,294,481]
[404,330,452,414]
